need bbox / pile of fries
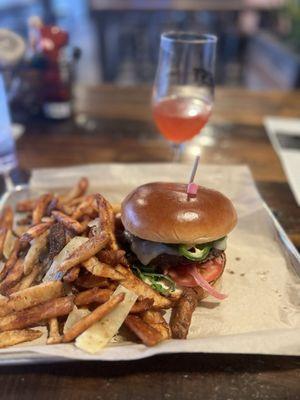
[0,177,181,352]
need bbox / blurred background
[1,0,299,89]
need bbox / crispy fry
[32,193,53,225]
[0,239,20,282]
[75,273,109,289]
[116,265,172,309]
[0,228,8,260]
[98,249,128,267]
[0,258,24,295]
[124,315,163,346]
[95,194,118,250]
[6,265,40,295]
[82,257,123,280]
[47,317,61,344]
[23,230,48,275]
[57,232,109,278]
[0,206,13,229]
[20,222,53,245]
[63,266,80,283]
[0,207,12,259]
[74,288,113,306]
[63,292,125,342]
[3,229,17,260]
[0,296,74,332]
[69,196,85,207]
[59,177,89,204]
[51,211,84,234]
[71,195,94,220]
[170,288,198,339]
[130,298,154,314]
[142,310,171,340]
[16,199,36,212]
[0,281,64,317]
[0,329,42,348]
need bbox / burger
[121,182,237,302]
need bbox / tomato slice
[167,255,225,288]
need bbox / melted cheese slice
[75,285,137,354]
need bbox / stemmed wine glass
[152,31,217,160]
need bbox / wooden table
[3,85,300,399]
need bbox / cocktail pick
[187,155,200,198]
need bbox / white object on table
[264,116,300,206]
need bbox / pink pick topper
[187,182,198,196]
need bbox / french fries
[20,221,53,245]
[0,296,74,332]
[170,288,198,339]
[63,292,125,342]
[32,193,53,225]
[52,211,85,234]
[57,232,109,278]
[0,281,64,317]
[82,257,123,281]
[23,231,48,275]
[125,315,163,346]
[0,177,190,351]
[47,318,61,344]
[74,287,113,306]
[0,329,42,348]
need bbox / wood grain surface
[2,84,299,399]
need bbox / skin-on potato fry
[0,228,8,260]
[0,258,24,296]
[71,195,94,220]
[32,193,53,225]
[20,221,53,245]
[59,177,89,204]
[0,329,42,348]
[23,231,48,275]
[63,266,80,283]
[74,288,113,306]
[0,239,20,282]
[95,194,118,251]
[0,206,13,229]
[56,232,109,279]
[82,257,123,281]
[0,296,74,332]
[5,265,40,295]
[74,273,110,289]
[0,281,64,317]
[116,265,172,309]
[47,317,61,344]
[124,314,163,346]
[169,288,198,339]
[130,298,154,314]
[142,310,171,340]
[51,211,85,234]
[98,249,128,267]
[3,230,17,260]
[62,292,125,342]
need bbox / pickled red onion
[189,265,227,300]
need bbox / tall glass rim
[161,31,217,45]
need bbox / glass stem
[172,142,183,162]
